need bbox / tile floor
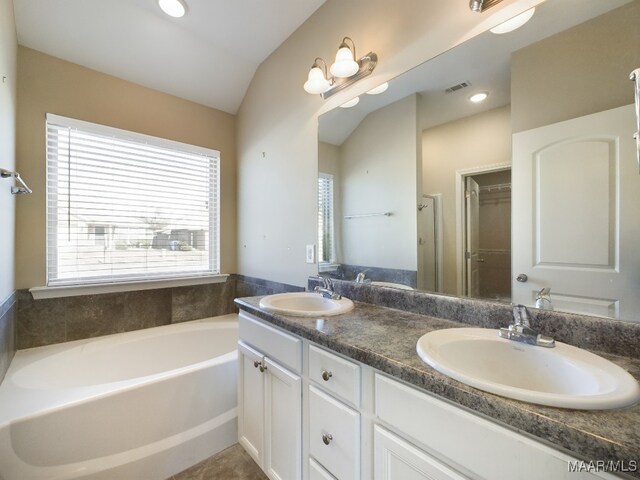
[170,444,268,480]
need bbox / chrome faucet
[355,271,371,284]
[314,277,342,300]
[498,304,555,348]
[535,287,553,310]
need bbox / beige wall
[339,94,418,270]
[0,0,17,301]
[422,105,511,295]
[16,47,237,288]
[236,0,538,287]
[512,1,640,133]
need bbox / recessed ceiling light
[366,82,389,95]
[469,92,488,103]
[158,0,187,18]
[490,8,535,34]
[340,97,360,108]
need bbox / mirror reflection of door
[462,170,512,300]
[418,195,441,292]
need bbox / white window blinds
[318,173,335,263]
[46,113,220,286]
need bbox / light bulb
[158,0,186,18]
[330,47,359,78]
[366,82,389,95]
[490,8,535,34]
[304,67,331,95]
[469,92,488,103]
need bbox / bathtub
[0,314,239,480]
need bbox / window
[46,113,220,286]
[318,173,335,264]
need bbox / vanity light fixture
[366,82,389,95]
[158,0,187,18]
[340,97,360,108]
[490,8,535,34]
[303,37,378,99]
[469,0,505,13]
[469,92,489,103]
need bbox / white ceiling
[13,0,326,114]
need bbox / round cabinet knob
[253,360,260,369]
[321,369,333,381]
[259,364,267,373]
[322,433,333,445]
[516,273,528,283]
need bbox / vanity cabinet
[238,311,617,480]
[238,313,302,480]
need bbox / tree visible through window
[46,113,220,286]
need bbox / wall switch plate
[306,244,316,264]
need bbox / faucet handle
[322,276,333,290]
[511,304,531,327]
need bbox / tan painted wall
[422,105,511,295]
[16,47,237,288]
[339,94,418,270]
[236,0,538,287]
[0,0,17,301]
[512,1,640,133]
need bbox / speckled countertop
[235,296,640,477]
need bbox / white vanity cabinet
[238,311,617,480]
[238,312,302,480]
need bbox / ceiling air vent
[445,81,472,94]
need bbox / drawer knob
[254,360,267,372]
[321,369,333,381]
[322,433,333,445]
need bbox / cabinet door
[264,357,302,480]
[374,426,468,480]
[238,341,265,467]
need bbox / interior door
[465,177,480,297]
[512,104,640,318]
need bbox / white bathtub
[0,314,239,480]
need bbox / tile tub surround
[15,275,303,349]
[235,295,640,476]
[309,277,640,359]
[0,292,17,384]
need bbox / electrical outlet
[306,244,316,264]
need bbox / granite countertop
[235,296,640,477]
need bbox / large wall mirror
[318,0,640,322]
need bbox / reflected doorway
[460,167,511,301]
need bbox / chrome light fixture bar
[1,168,32,194]
[303,37,378,99]
[469,0,505,13]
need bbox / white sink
[416,328,640,410]
[259,292,354,317]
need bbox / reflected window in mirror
[318,173,336,270]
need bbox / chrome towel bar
[344,212,392,219]
[1,168,32,194]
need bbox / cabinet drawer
[310,458,337,480]
[375,374,612,480]
[309,385,360,480]
[308,344,361,407]
[239,310,302,373]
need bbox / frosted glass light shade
[304,67,331,94]
[330,47,359,78]
[490,8,535,34]
[158,0,186,18]
[366,82,389,95]
[340,97,360,108]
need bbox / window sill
[29,274,230,300]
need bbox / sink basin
[259,292,354,317]
[416,328,640,410]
